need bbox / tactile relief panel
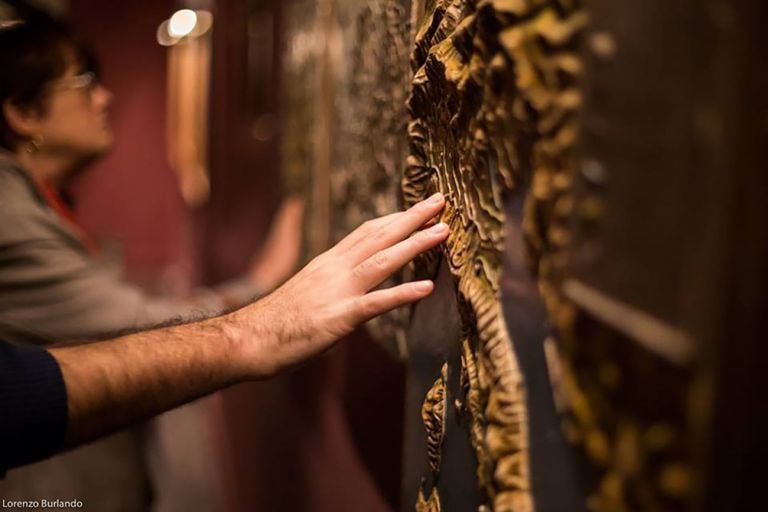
[330,0,414,351]
[281,1,692,510]
[417,363,448,511]
[281,0,415,353]
[404,0,586,510]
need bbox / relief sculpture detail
[330,0,414,352]
[416,363,447,512]
[279,0,692,510]
[405,0,586,510]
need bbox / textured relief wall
[330,0,414,352]
[405,1,586,510]
[282,0,413,354]
[280,1,698,511]
[281,0,328,257]
[280,0,586,510]
[417,363,448,512]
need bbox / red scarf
[37,182,101,257]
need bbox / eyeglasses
[48,72,99,94]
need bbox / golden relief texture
[422,363,448,476]
[416,487,442,512]
[417,363,448,510]
[513,4,694,511]
[536,303,694,510]
[406,0,585,510]
[282,0,691,509]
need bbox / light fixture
[168,9,198,38]
[157,10,213,47]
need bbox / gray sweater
[0,154,219,343]
[0,153,257,510]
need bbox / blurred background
[0,0,406,511]
[4,0,765,511]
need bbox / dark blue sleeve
[0,341,68,475]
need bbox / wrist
[219,301,282,380]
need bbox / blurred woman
[0,14,302,510]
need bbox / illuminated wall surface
[282,1,768,511]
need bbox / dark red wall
[69,0,195,289]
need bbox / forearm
[50,313,254,449]
[43,194,446,455]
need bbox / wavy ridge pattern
[405,1,585,510]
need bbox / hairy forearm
[50,313,253,449]
[42,194,446,455]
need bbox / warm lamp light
[168,9,197,38]
[157,9,213,47]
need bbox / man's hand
[47,194,446,452]
[230,193,448,377]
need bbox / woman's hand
[247,196,305,292]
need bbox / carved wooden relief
[422,363,448,477]
[417,363,448,510]
[416,487,443,512]
[281,0,414,354]
[540,2,708,509]
[279,0,727,510]
[330,0,411,238]
[281,0,589,509]
[405,0,586,510]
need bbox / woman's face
[36,63,114,160]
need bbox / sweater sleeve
[0,340,68,476]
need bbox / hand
[247,196,305,292]
[230,193,448,378]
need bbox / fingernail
[429,222,448,234]
[429,192,443,203]
[415,280,433,292]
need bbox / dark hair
[0,14,97,150]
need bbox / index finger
[346,193,445,264]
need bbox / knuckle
[351,264,367,280]
[371,226,389,242]
[353,296,375,318]
[372,251,389,268]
